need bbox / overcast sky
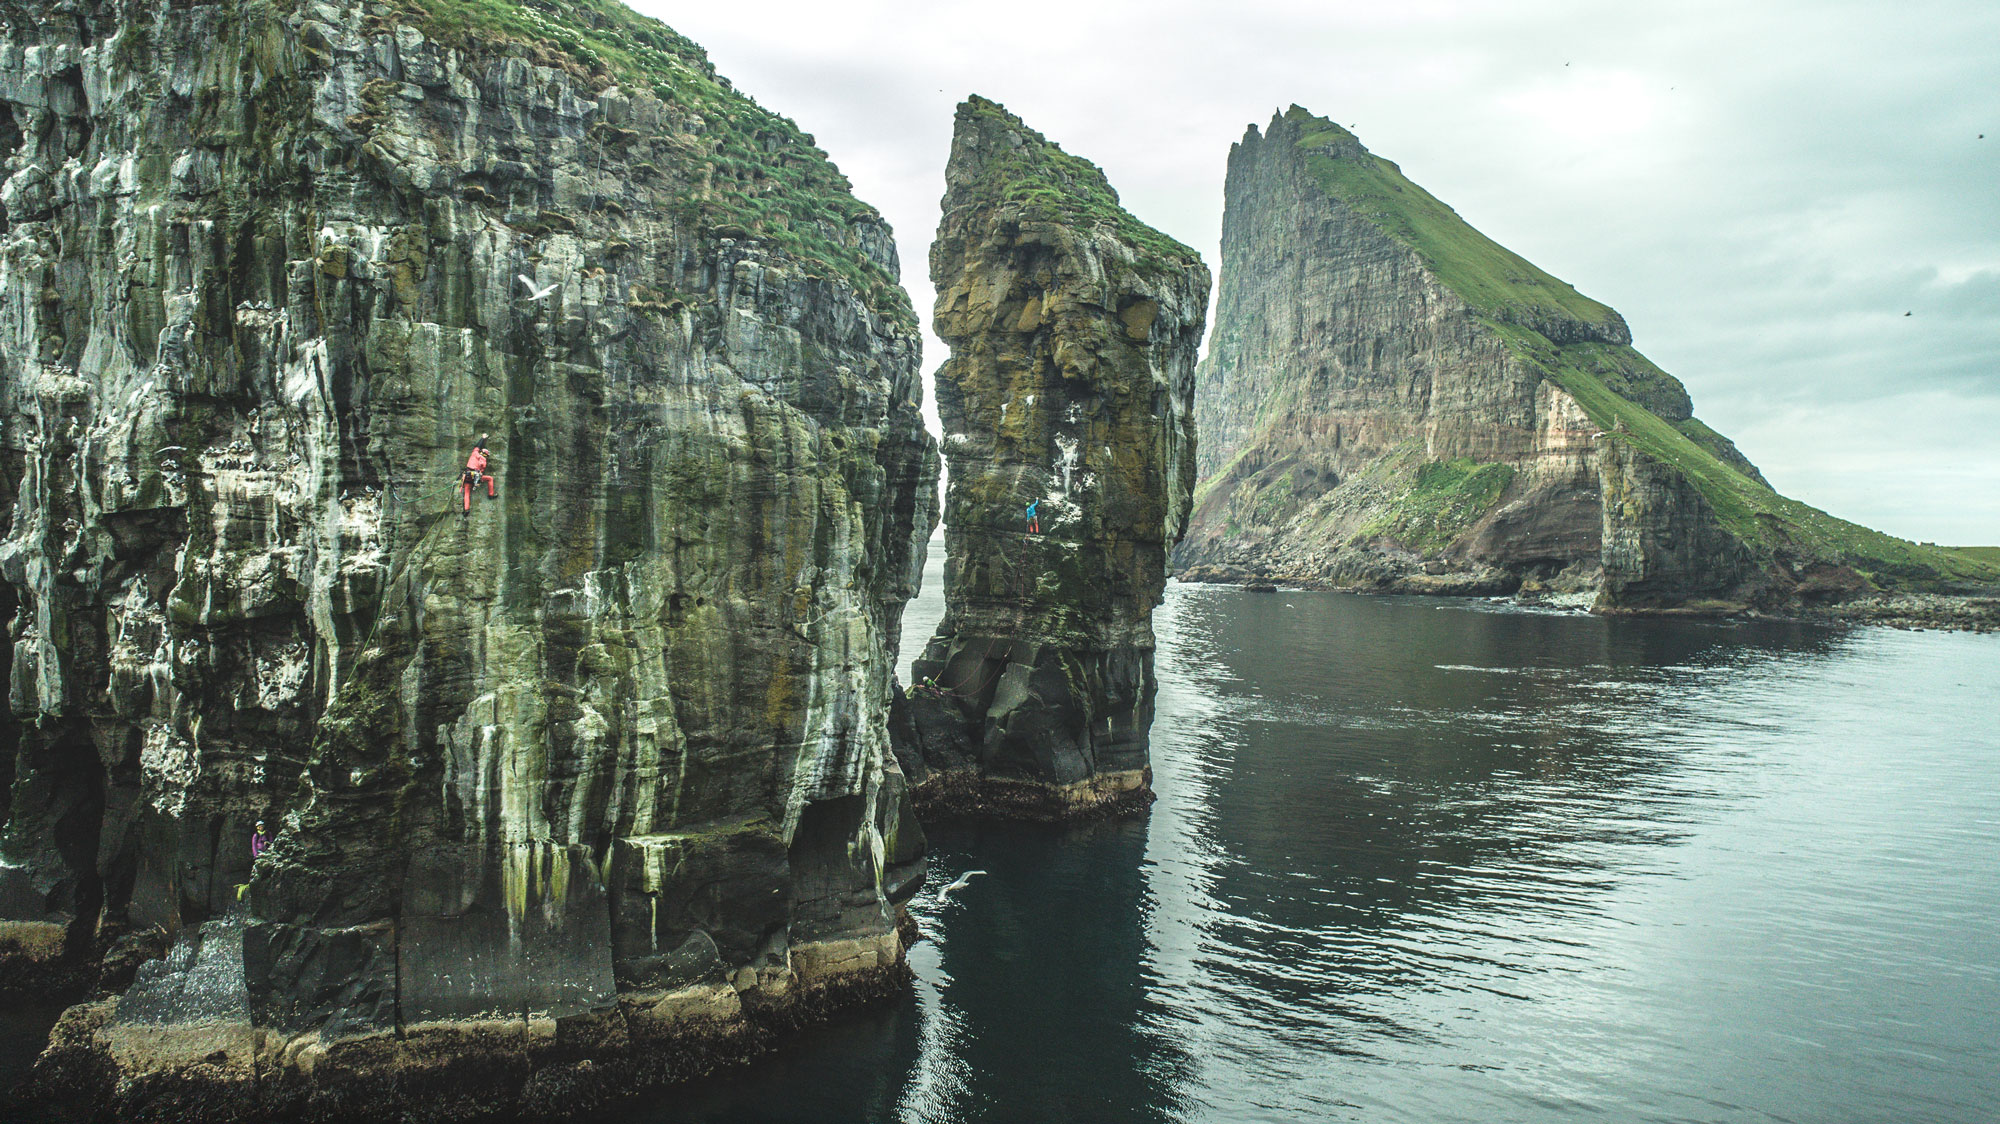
[644,0,1999,545]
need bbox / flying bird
[935,870,987,904]
[1905,311,1913,317]
[517,274,558,302]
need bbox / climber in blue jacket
[1025,499,1039,534]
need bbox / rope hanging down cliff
[351,439,505,655]
[911,517,1054,702]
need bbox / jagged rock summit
[0,0,937,1118]
[1178,106,2000,615]
[896,96,1209,819]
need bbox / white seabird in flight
[935,870,988,905]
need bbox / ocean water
[7,570,1997,1124]
[633,565,2000,1123]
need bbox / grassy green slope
[386,0,912,323]
[1489,324,1996,584]
[1286,108,1622,335]
[1286,107,1684,422]
[1277,105,1995,588]
[953,96,1201,275]
[1357,456,1516,553]
[1951,546,2000,574]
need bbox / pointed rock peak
[1278,105,1367,162]
[1261,103,1626,343]
[945,95,1199,267]
[949,95,1122,210]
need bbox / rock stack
[898,97,1209,819]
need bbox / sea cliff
[0,0,935,1117]
[1177,107,2000,624]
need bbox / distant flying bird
[936,870,987,904]
[517,274,557,302]
[1905,311,1913,317]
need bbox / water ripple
[594,578,2000,1124]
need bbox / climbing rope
[913,635,1008,701]
[910,524,1050,703]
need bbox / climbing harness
[462,438,496,514]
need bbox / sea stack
[0,1,935,1117]
[898,98,1209,819]
[1177,106,1998,611]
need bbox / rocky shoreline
[1176,566,2000,633]
[14,934,913,1124]
[907,768,1157,823]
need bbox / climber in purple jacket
[251,820,272,859]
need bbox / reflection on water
[11,573,2000,1124]
[633,575,2000,1124]
[897,820,1195,1124]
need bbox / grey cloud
[643,0,2000,544]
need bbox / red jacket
[466,448,489,474]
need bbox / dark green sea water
[637,568,2000,1123]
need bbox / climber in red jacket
[462,435,495,514]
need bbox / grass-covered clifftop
[382,0,913,322]
[950,95,1199,274]
[1287,107,1625,338]
[1281,105,1996,589]
[1499,322,1999,584]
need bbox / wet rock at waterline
[897,98,1209,819]
[0,0,935,1118]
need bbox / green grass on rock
[954,95,1202,277]
[385,0,912,322]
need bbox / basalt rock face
[897,98,1207,819]
[1177,107,1999,611]
[0,0,936,1118]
